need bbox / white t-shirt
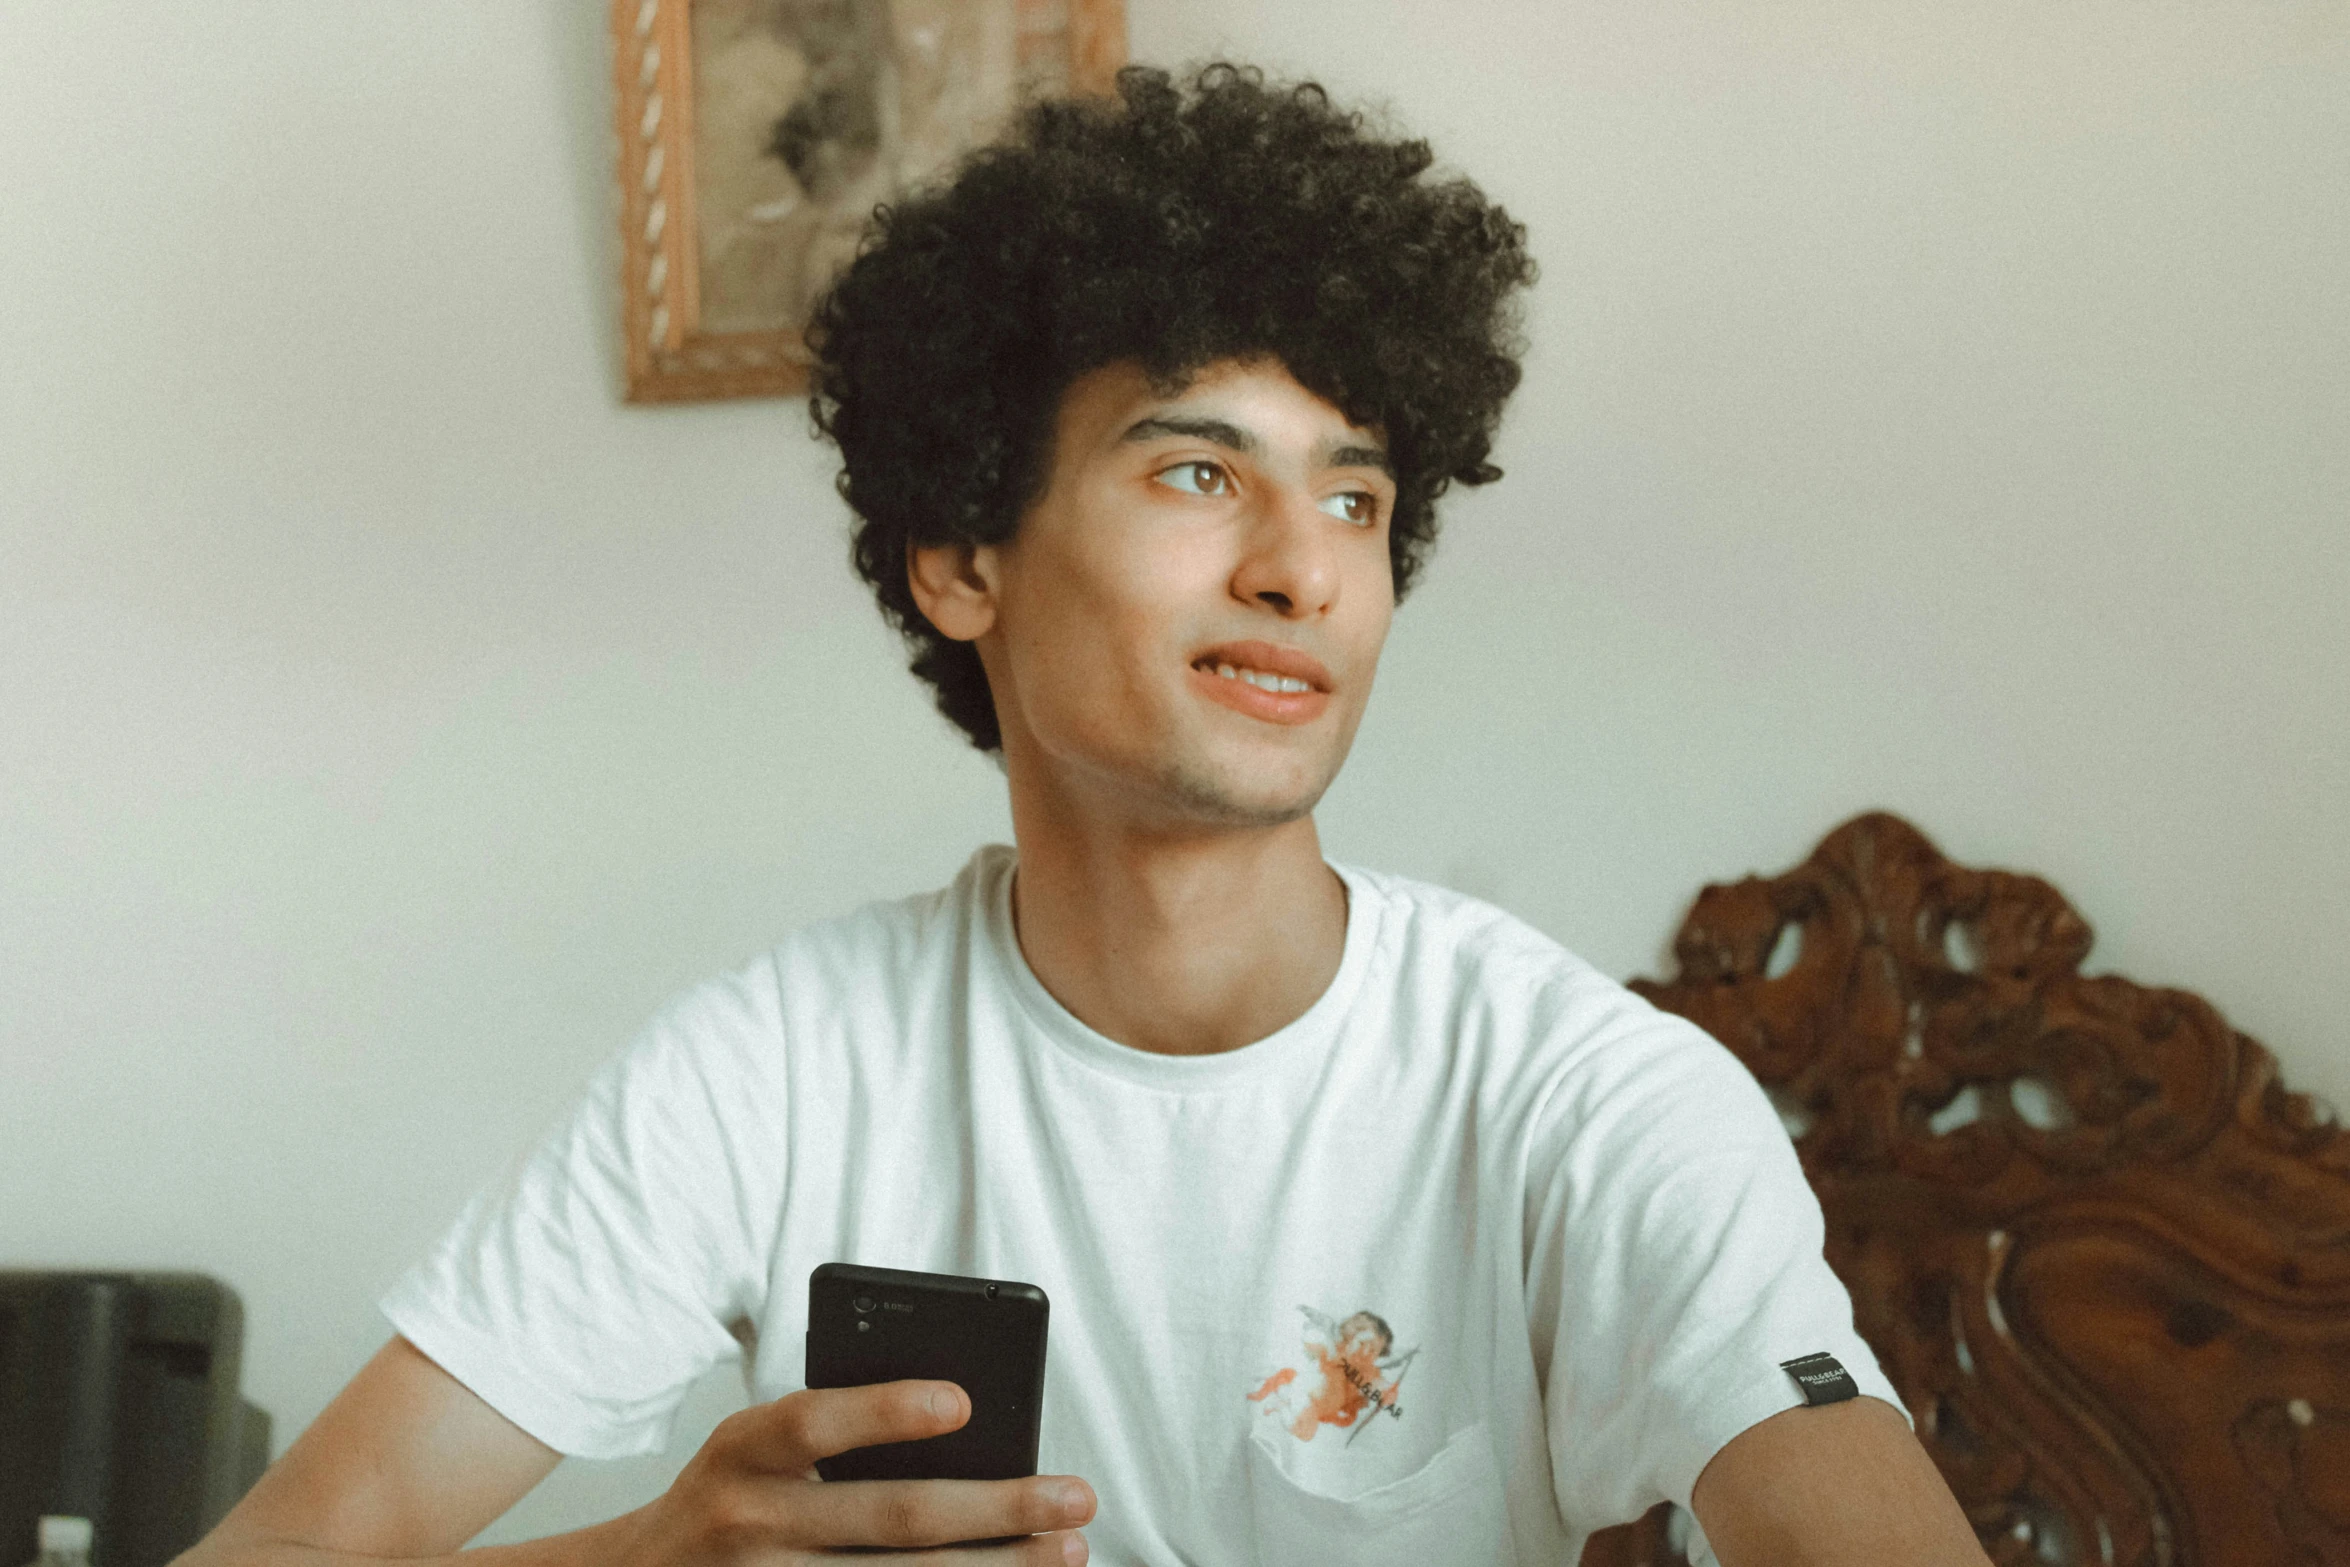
[383,847,1898,1565]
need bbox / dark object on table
[1581,812,2350,1567]
[0,1272,271,1567]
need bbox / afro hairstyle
[807,62,1536,752]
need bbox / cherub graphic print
[1248,1305,1419,1445]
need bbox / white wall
[3,0,2342,1540]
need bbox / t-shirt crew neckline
[979,846,1385,1092]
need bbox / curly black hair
[807,62,1536,752]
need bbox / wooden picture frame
[611,0,1127,403]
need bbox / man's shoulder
[1342,862,1617,1016]
[1343,862,1738,1107]
[763,844,1004,978]
[646,845,1007,1052]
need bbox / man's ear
[906,538,998,643]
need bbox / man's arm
[177,1336,1093,1567]
[178,1338,591,1567]
[1689,1396,1989,1567]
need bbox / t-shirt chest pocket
[1244,1421,1513,1566]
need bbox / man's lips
[1191,640,1332,690]
[1187,639,1333,726]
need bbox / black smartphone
[804,1262,1050,1483]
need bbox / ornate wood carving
[1578,812,2350,1567]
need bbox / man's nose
[1231,489,1339,618]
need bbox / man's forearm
[1693,1397,1991,1567]
[177,1509,640,1567]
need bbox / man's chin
[1150,756,1334,830]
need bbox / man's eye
[1157,461,1230,496]
[1317,490,1378,526]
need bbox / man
[183,64,1988,1567]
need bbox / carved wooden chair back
[1579,813,2350,1567]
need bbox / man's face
[971,358,1398,829]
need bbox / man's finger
[716,1381,970,1471]
[782,1473,1095,1550]
[892,1530,1088,1565]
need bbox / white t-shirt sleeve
[380,969,784,1459]
[1524,991,1902,1530]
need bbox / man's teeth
[1211,663,1312,694]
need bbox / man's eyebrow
[1120,415,1258,452]
[1120,416,1393,477]
[1322,441,1393,477]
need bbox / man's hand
[614,1379,1094,1564]
[180,1337,1092,1567]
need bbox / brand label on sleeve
[1779,1351,1859,1406]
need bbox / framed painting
[611,0,1127,403]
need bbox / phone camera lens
[852,1296,876,1314]
[985,1285,999,1299]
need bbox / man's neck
[1004,788,1349,1058]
